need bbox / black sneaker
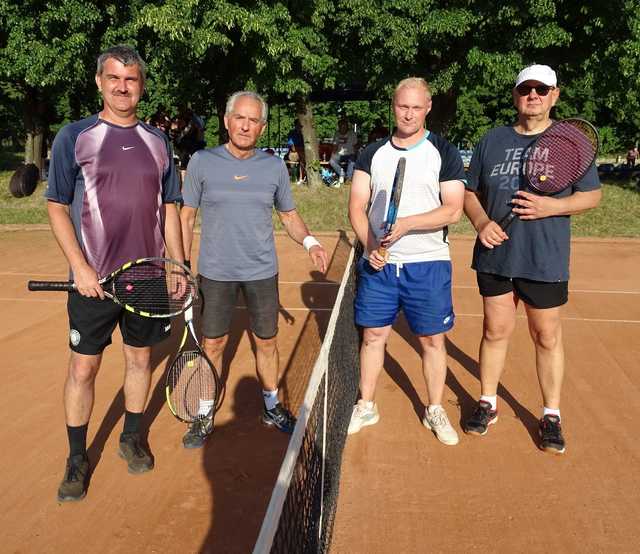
[118,432,154,473]
[464,400,498,436]
[262,403,296,435]
[539,414,566,454]
[57,453,89,502]
[182,417,213,449]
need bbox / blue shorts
[355,259,455,336]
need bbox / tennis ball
[539,175,548,182]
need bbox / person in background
[329,117,358,185]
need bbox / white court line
[3,298,637,323]
[455,312,640,324]
[452,284,640,295]
[4,273,640,295]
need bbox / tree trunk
[295,95,322,188]
[216,93,228,145]
[429,90,457,138]
[23,87,48,176]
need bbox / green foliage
[1,0,639,156]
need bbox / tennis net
[254,235,361,554]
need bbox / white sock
[543,407,561,421]
[357,399,374,409]
[427,404,442,414]
[480,395,497,410]
[198,399,214,417]
[263,389,279,411]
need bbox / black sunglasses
[516,84,554,97]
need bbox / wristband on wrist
[302,235,321,252]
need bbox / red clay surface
[331,236,640,553]
[2,230,639,553]
[0,229,340,554]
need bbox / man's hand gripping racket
[499,118,599,230]
[378,157,407,262]
[27,257,197,318]
[165,305,222,424]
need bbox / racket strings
[526,121,598,193]
[168,351,218,421]
[112,260,195,316]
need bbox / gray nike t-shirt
[182,145,295,281]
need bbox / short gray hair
[225,91,268,122]
[96,45,146,84]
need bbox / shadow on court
[381,315,539,446]
[197,233,351,552]
[85,318,184,482]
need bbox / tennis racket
[27,257,197,318]
[499,118,599,230]
[165,305,221,423]
[379,156,407,257]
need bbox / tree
[0,0,105,172]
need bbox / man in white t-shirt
[347,77,466,445]
[329,117,358,184]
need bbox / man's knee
[418,333,445,352]
[254,335,278,356]
[203,335,229,358]
[68,354,100,386]
[483,319,515,342]
[530,326,561,351]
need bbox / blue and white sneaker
[262,403,296,435]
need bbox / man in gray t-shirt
[180,91,328,448]
[463,64,601,454]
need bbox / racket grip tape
[28,280,75,291]
[498,211,517,231]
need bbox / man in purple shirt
[45,45,184,502]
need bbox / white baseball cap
[515,64,557,87]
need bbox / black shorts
[67,293,171,355]
[476,272,568,309]
[199,275,279,339]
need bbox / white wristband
[303,235,321,252]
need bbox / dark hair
[96,45,146,84]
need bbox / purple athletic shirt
[45,115,181,277]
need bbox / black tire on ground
[8,163,40,198]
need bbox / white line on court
[2,298,637,323]
[3,273,640,295]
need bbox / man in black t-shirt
[463,64,601,454]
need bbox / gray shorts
[198,274,279,339]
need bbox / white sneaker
[422,405,459,445]
[347,399,380,435]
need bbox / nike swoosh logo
[234,175,249,181]
[122,146,135,151]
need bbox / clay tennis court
[1,228,639,552]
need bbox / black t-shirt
[466,126,600,282]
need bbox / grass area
[2,165,639,238]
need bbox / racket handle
[498,211,516,231]
[28,280,75,291]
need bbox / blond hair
[393,77,432,103]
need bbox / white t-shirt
[355,132,466,263]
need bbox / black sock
[67,424,88,457]
[123,411,143,435]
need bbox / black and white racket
[165,305,221,423]
[27,257,197,318]
[379,156,407,257]
[499,118,599,230]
